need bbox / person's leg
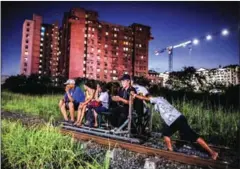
[68,102,75,122]
[196,137,218,160]
[162,118,179,151]
[59,100,68,121]
[117,107,128,127]
[78,105,87,125]
[93,109,98,127]
[178,116,218,160]
[74,103,82,125]
[164,136,173,151]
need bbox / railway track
[61,128,238,169]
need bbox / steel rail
[61,128,236,169]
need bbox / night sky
[1,1,239,75]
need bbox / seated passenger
[130,91,219,160]
[110,74,136,127]
[74,80,96,127]
[59,79,85,123]
[92,83,110,127]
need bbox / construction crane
[154,25,238,72]
[155,40,192,72]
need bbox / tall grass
[152,99,240,147]
[1,120,110,169]
[2,91,240,147]
[1,91,62,120]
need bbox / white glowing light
[206,35,212,40]
[193,39,199,45]
[221,29,229,36]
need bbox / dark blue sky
[1,1,239,75]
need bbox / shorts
[65,101,79,111]
[162,115,199,142]
[93,106,108,113]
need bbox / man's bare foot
[94,123,98,128]
[211,152,218,160]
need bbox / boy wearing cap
[111,74,136,127]
[59,79,85,123]
[130,92,218,160]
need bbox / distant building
[148,70,162,84]
[196,66,240,86]
[159,72,170,87]
[20,14,42,76]
[60,7,153,81]
[20,14,60,77]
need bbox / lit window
[139,27,142,31]
[105,44,108,48]
[114,40,117,43]
[40,49,43,51]
[92,34,94,38]
[39,65,42,68]
[83,68,86,71]
[113,77,118,80]
[97,56,100,60]
[40,43,43,46]
[141,56,144,59]
[85,14,88,18]
[98,49,101,53]
[84,54,86,57]
[116,52,118,56]
[84,41,87,44]
[92,28,95,31]
[24,57,28,61]
[139,44,142,48]
[85,34,87,37]
[41,27,45,31]
[41,32,44,36]
[24,51,28,55]
[113,70,116,74]
[126,42,128,45]
[104,70,108,73]
[114,34,117,37]
[41,38,44,41]
[99,24,102,28]
[83,61,86,64]
[126,48,128,51]
[40,54,43,57]
[106,32,109,36]
[39,71,42,73]
[97,69,100,72]
[91,48,94,52]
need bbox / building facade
[60,8,152,82]
[20,14,42,75]
[148,70,162,84]
[20,14,60,77]
[196,66,240,86]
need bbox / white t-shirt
[132,84,149,96]
[99,92,109,109]
[150,97,182,126]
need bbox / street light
[206,35,212,40]
[193,39,199,45]
[221,29,229,36]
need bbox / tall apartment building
[20,14,42,75]
[20,14,60,77]
[60,7,152,82]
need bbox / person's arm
[83,88,95,105]
[94,85,100,100]
[66,86,74,102]
[131,91,151,101]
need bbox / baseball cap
[64,79,75,85]
[119,74,131,81]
